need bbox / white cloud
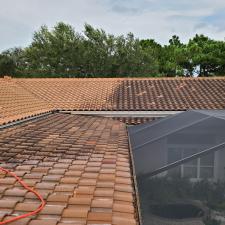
[0,0,225,51]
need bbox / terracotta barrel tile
[43,175,63,182]
[0,200,18,209]
[98,174,115,181]
[15,203,40,211]
[115,177,132,185]
[35,182,56,190]
[114,192,133,202]
[112,215,137,225]
[29,220,58,225]
[3,216,31,225]
[62,207,89,218]
[115,184,133,193]
[96,181,115,188]
[5,188,27,197]
[79,179,97,186]
[59,218,86,224]
[54,185,75,192]
[0,178,16,185]
[24,173,44,179]
[64,171,82,176]
[113,203,134,213]
[94,188,114,197]
[69,197,92,205]
[91,198,113,208]
[82,173,98,179]
[40,204,65,215]
[60,177,79,184]
[75,186,95,195]
[47,193,71,202]
[87,212,112,222]
[48,169,66,175]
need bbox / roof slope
[0,78,53,125]
[15,77,225,111]
[0,77,225,125]
[0,113,137,225]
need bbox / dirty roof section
[0,77,225,125]
[0,113,137,225]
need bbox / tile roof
[15,77,225,111]
[0,77,225,125]
[1,77,224,224]
[0,113,138,225]
[0,78,53,125]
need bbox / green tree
[114,33,158,76]
[25,22,84,77]
[0,54,15,77]
[2,48,27,76]
[159,35,185,76]
[188,34,225,76]
[1,22,225,77]
[83,23,116,76]
[84,24,158,77]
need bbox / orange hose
[0,167,45,224]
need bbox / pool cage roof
[128,110,225,177]
[128,110,225,225]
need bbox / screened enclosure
[128,110,225,225]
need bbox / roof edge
[0,110,56,129]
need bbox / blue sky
[0,0,225,51]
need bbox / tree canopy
[0,22,225,78]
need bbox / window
[167,147,214,179]
[200,153,214,178]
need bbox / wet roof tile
[0,113,138,225]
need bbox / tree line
[0,22,225,78]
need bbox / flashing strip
[0,111,55,130]
[59,110,182,117]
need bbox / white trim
[59,110,183,117]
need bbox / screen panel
[129,110,225,225]
[129,111,208,149]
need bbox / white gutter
[59,110,183,118]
